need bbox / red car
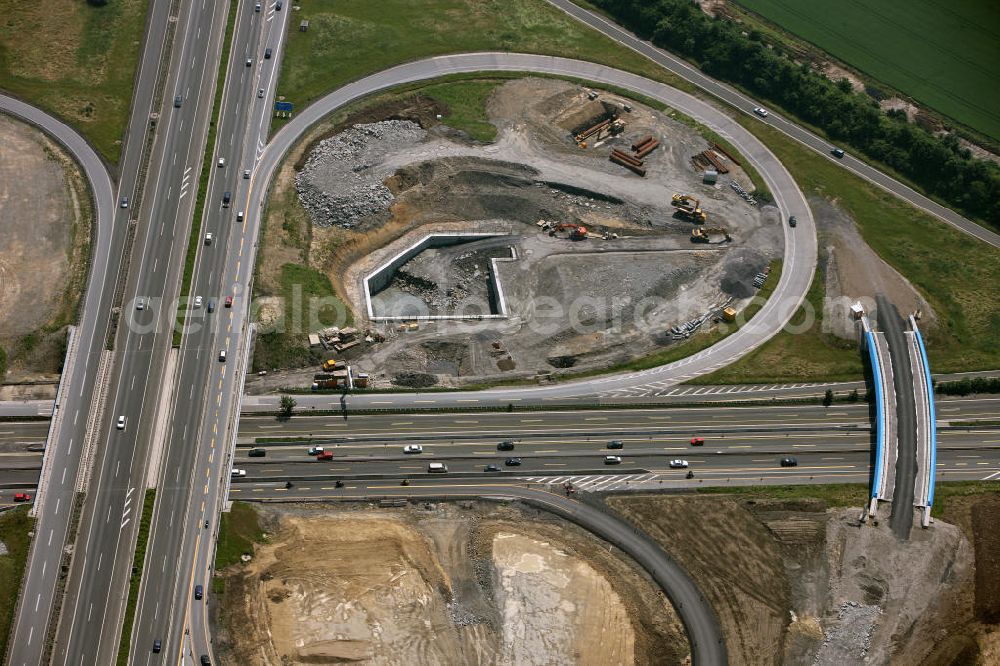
[690,437,705,446]
[316,451,334,461]
[13,493,31,502]
[224,296,233,308]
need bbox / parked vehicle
[13,493,31,502]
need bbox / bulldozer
[691,227,732,243]
[671,194,707,223]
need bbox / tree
[848,389,859,402]
[823,389,834,407]
[279,395,297,419]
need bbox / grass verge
[930,481,1000,519]
[212,502,265,595]
[173,0,239,347]
[116,489,155,666]
[0,0,150,163]
[274,0,697,130]
[696,483,868,507]
[0,507,33,658]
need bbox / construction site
[270,77,781,390]
[213,502,687,665]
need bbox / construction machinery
[550,222,588,240]
[321,358,345,372]
[671,194,707,223]
[691,227,731,243]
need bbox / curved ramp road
[254,53,818,406]
[0,93,115,664]
[546,0,1000,249]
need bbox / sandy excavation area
[213,502,687,665]
[0,112,90,387]
[253,77,781,390]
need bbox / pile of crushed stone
[295,120,427,228]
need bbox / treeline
[935,377,1000,396]
[590,0,1000,230]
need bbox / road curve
[0,92,115,665]
[546,0,1000,249]
[259,484,728,665]
[253,53,818,406]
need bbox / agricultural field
[735,0,1000,141]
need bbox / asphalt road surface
[547,0,1000,249]
[48,2,231,664]
[1,0,171,659]
[128,3,292,664]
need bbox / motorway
[2,0,172,661]
[546,0,1000,249]
[2,0,997,662]
[49,1,231,664]
[128,2,292,665]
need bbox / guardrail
[861,314,898,521]
[909,317,936,528]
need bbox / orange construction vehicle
[550,223,588,240]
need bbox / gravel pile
[296,120,427,228]
[813,601,881,665]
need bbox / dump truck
[691,227,731,243]
[321,358,345,372]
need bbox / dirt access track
[213,501,688,665]
[282,77,783,389]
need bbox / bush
[935,377,1000,396]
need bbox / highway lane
[2,0,173,660]
[251,53,817,409]
[228,444,998,494]
[129,3,292,664]
[547,0,1000,249]
[51,2,231,664]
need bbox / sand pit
[214,502,688,665]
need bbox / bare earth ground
[607,493,993,665]
[213,501,688,665]
[251,77,782,390]
[812,196,933,339]
[0,113,90,388]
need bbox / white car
[604,455,622,465]
[257,88,264,98]
[117,415,127,430]
[193,296,203,309]
[753,107,769,118]
[230,468,246,478]
[403,444,423,454]
[243,169,251,179]
[135,298,145,311]
[217,157,225,167]
[307,446,325,455]
[204,232,213,245]
[218,349,227,362]
[427,462,448,473]
[669,459,689,469]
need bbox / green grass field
[0,507,32,659]
[735,0,1000,141]
[215,502,264,570]
[276,0,694,113]
[0,0,150,163]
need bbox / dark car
[207,299,216,313]
[497,440,515,451]
[504,457,522,466]
[264,47,272,59]
[174,95,182,108]
[248,447,266,457]
[832,148,845,158]
[194,584,203,600]
[484,464,501,472]
[222,191,231,207]
[780,457,798,467]
[607,440,624,449]
[200,656,211,666]
[788,215,797,228]
[153,639,161,653]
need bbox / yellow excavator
[671,194,707,223]
[691,227,731,243]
